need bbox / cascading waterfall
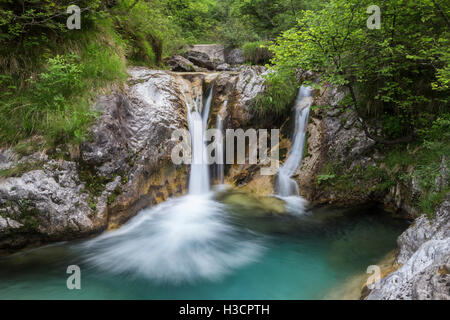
[277,86,313,197]
[187,86,213,194]
[82,82,263,283]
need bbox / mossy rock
[221,191,286,216]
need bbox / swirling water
[0,194,407,300]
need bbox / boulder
[216,63,233,71]
[0,160,101,251]
[367,196,450,300]
[183,50,216,70]
[226,48,244,65]
[396,195,450,264]
[367,239,450,300]
[165,55,196,72]
[189,44,226,65]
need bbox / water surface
[0,193,407,299]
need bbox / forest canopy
[0,0,448,147]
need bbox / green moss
[78,164,110,214]
[107,185,123,206]
[318,127,449,216]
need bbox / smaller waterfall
[187,86,213,195]
[202,86,213,131]
[215,114,225,184]
[277,86,313,197]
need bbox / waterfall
[202,86,213,131]
[277,86,313,197]
[80,77,264,285]
[187,86,213,194]
[215,114,225,184]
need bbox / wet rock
[367,239,450,300]
[221,191,286,216]
[233,66,267,124]
[209,66,267,129]
[294,85,376,204]
[83,68,189,227]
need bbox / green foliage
[236,0,324,39]
[31,54,84,108]
[419,188,449,218]
[214,17,260,47]
[270,0,450,139]
[242,41,273,65]
[0,17,128,147]
[252,68,299,117]
[0,1,102,44]
[317,174,336,185]
[318,161,395,195]
[114,0,186,65]
[382,115,405,139]
[381,126,450,215]
[421,113,450,141]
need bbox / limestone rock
[0,160,100,251]
[165,55,196,72]
[367,196,450,300]
[183,50,216,70]
[216,63,233,71]
[0,67,190,252]
[189,44,226,65]
[226,48,244,65]
[367,239,450,300]
[396,196,450,264]
[0,149,18,171]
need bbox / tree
[269,0,449,144]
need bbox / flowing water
[187,86,212,195]
[277,86,313,197]
[0,200,407,299]
[0,83,408,300]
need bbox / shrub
[30,54,84,109]
[317,174,336,185]
[252,68,299,117]
[214,18,260,48]
[242,41,273,65]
